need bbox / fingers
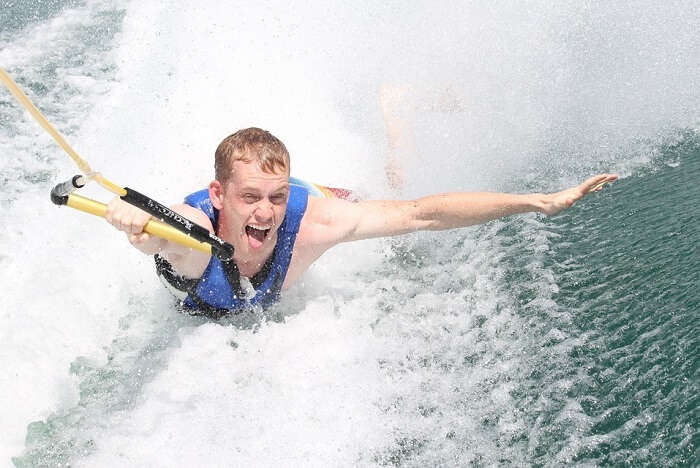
[128,232,151,245]
[542,173,618,216]
[582,173,618,194]
[105,197,151,234]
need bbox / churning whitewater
[1,1,698,466]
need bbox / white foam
[78,301,394,466]
[0,0,131,460]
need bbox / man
[106,127,617,316]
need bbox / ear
[209,180,225,210]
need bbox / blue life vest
[180,184,308,313]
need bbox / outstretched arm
[302,173,618,246]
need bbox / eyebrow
[239,183,289,193]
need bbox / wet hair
[214,127,290,183]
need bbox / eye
[270,193,287,204]
[242,193,260,203]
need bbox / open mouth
[245,224,271,249]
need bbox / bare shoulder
[303,196,360,225]
[285,197,362,287]
[297,196,362,247]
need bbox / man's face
[212,160,289,258]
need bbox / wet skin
[209,161,290,277]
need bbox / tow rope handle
[120,186,234,260]
[50,176,234,261]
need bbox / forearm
[415,192,545,230]
[127,233,166,255]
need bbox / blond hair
[214,128,290,183]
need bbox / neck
[218,224,277,277]
[235,248,274,277]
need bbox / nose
[253,200,274,223]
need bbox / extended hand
[540,173,618,216]
[105,197,153,245]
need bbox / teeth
[247,224,271,230]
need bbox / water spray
[0,67,234,261]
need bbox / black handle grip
[121,187,234,261]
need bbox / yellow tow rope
[0,67,212,255]
[0,67,125,196]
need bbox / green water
[367,132,700,466]
[544,134,699,465]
